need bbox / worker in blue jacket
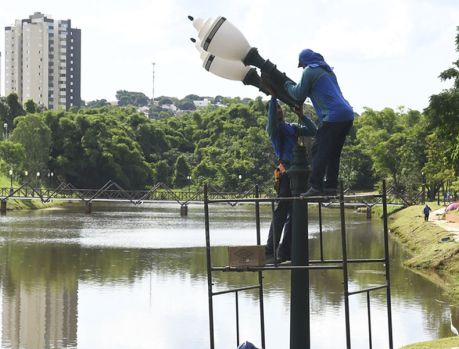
[265,96,316,263]
[284,49,354,196]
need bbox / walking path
[430,207,459,242]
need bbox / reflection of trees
[0,206,455,343]
[0,244,167,292]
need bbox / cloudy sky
[0,0,458,113]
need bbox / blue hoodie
[267,98,317,166]
[285,49,354,124]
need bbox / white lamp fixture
[188,15,299,108]
[191,37,270,95]
[190,16,251,62]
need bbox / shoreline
[388,204,459,348]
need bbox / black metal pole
[382,180,394,349]
[236,291,240,347]
[367,291,373,349]
[339,182,351,349]
[204,184,215,349]
[255,185,266,349]
[287,145,309,349]
[319,203,324,261]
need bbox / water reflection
[0,203,457,348]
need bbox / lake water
[0,202,457,349]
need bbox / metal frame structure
[203,182,393,349]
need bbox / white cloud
[0,0,458,111]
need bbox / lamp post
[47,171,54,188]
[24,171,29,196]
[36,171,40,190]
[421,172,426,204]
[189,16,311,349]
[9,169,13,195]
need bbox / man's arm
[284,68,323,104]
[266,97,279,140]
[292,105,317,137]
[299,114,317,136]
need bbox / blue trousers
[309,120,353,190]
[266,172,292,259]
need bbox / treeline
[0,30,458,196]
[0,97,276,190]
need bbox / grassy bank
[389,204,459,300]
[401,336,459,349]
[1,174,53,210]
[389,204,459,348]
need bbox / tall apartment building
[4,12,81,109]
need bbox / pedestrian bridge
[0,180,271,214]
[0,179,415,214]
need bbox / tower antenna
[152,62,156,104]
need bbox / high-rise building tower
[4,12,81,110]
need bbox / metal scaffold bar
[203,181,394,349]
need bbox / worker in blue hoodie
[284,49,354,196]
[264,96,317,263]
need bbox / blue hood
[298,49,333,72]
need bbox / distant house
[193,98,211,108]
[137,106,149,116]
[162,104,177,112]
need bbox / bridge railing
[1,180,424,207]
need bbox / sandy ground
[430,207,459,242]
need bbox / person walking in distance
[423,204,432,222]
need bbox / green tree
[355,108,406,189]
[86,99,111,108]
[173,155,190,188]
[6,93,26,121]
[10,115,52,176]
[424,26,459,176]
[0,140,25,175]
[0,98,10,137]
[340,126,375,190]
[116,90,150,107]
[24,99,38,113]
[154,160,170,184]
[176,99,196,111]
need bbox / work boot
[265,254,277,265]
[277,247,291,262]
[300,186,322,197]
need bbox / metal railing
[203,182,393,349]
